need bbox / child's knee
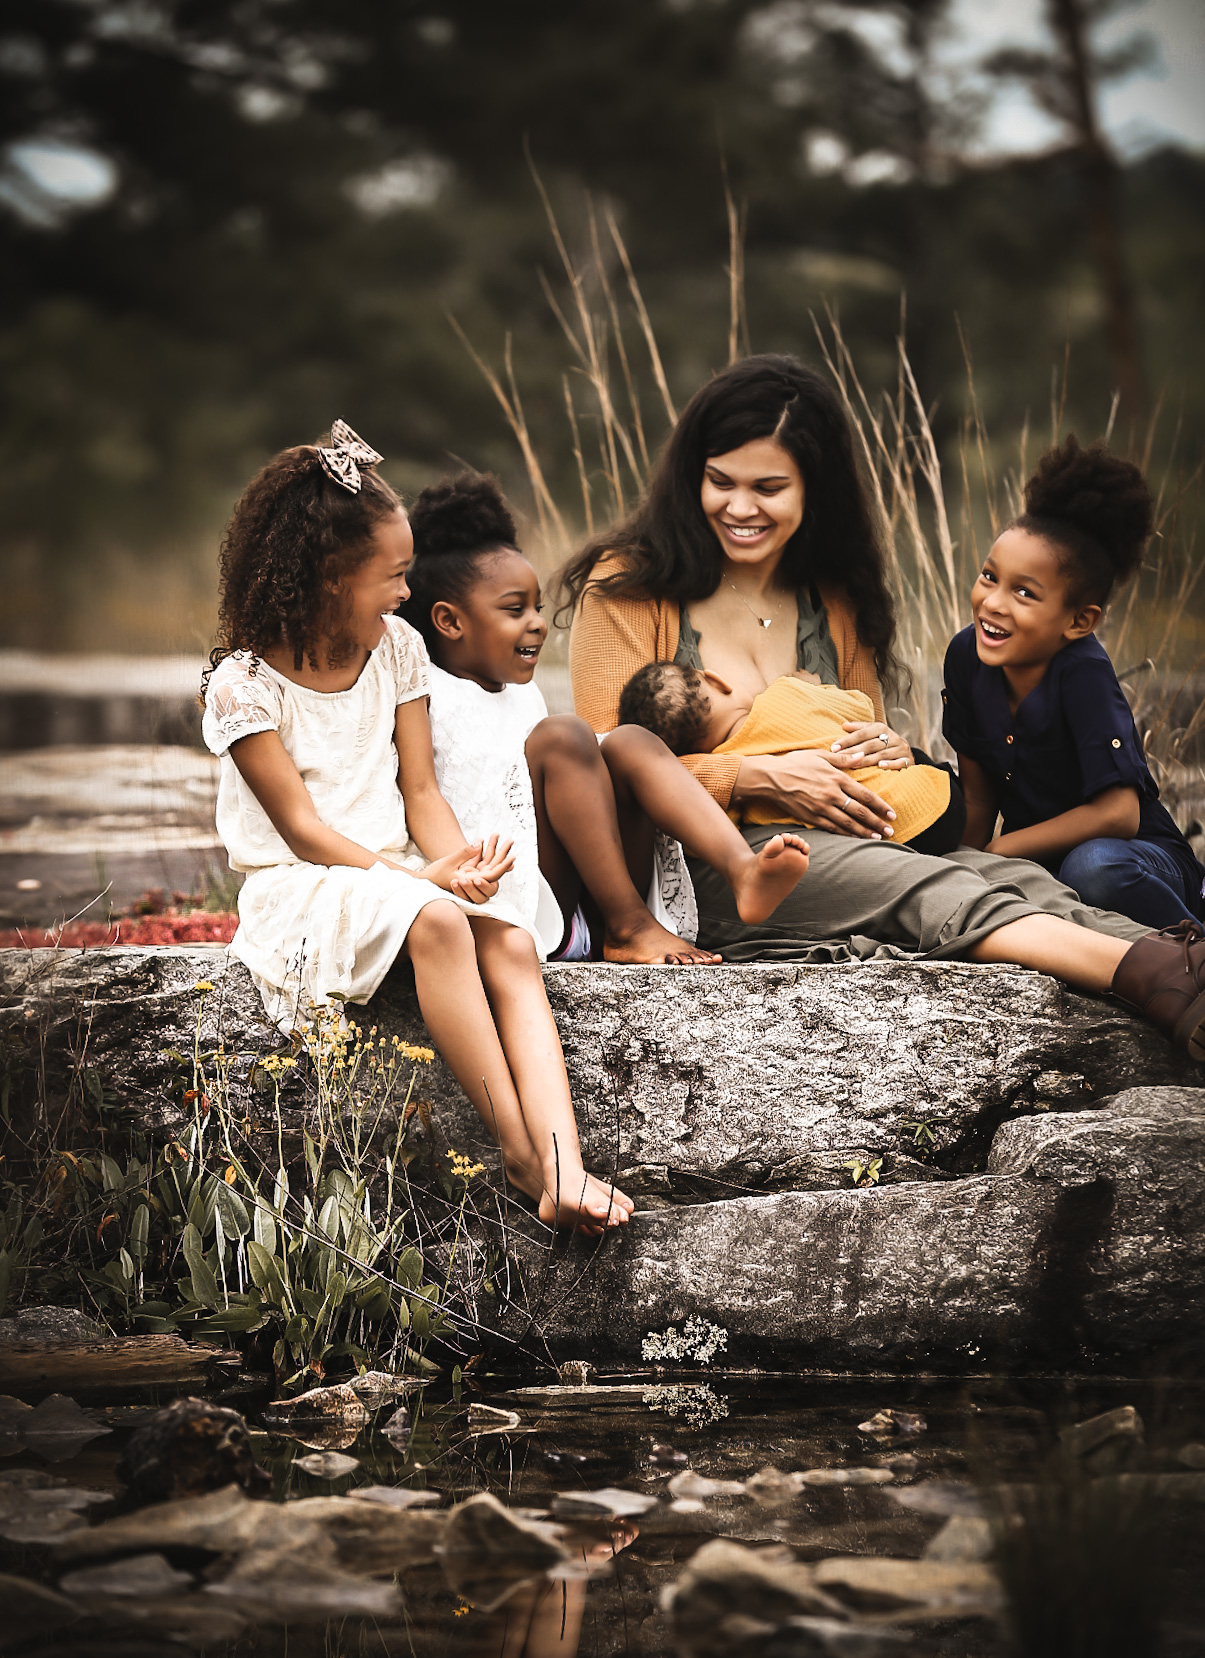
[409,899,473,953]
[490,922,541,971]
[525,714,598,767]
[601,722,669,769]
[1059,839,1132,905]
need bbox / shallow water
[3,1368,1203,1656]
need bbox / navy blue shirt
[942,626,1203,897]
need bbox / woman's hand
[426,835,516,903]
[829,720,914,770]
[733,750,897,840]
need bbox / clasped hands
[426,833,515,903]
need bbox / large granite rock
[1,946,1195,1199]
[502,1087,1205,1369]
[5,948,1202,1371]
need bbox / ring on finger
[840,795,856,812]
[878,731,891,748]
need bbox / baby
[617,662,961,851]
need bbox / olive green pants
[688,825,1151,963]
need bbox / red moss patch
[0,912,238,949]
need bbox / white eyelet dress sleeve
[202,619,535,1032]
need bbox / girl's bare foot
[538,1169,634,1234]
[603,914,721,966]
[730,833,810,924]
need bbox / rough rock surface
[1,946,1195,1198]
[501,1086,1205,1368]
[4,948,1203,1370]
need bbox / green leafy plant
[843,1156,883,1188]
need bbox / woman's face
[700,438,805,569]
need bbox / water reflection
[474,1525,640,1658]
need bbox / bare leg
[469,914,634,1231]
[401,902,628,1230]
[601,723,810,924]
[968,913,1129,990]
[525,716,719,964]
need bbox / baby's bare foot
[604,916,720,966]
[731,833,810,924]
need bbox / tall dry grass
[454,176,1205,830]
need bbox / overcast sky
[943,0,1205,157]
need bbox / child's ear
[1065,602,1102,641]
[429,601,462,641]
[701,669,734,696]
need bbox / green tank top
[675,583,841,683]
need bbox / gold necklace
[724,574,785,630]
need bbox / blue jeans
[1058,837,1203,931]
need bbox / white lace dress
[202,618,529,1031]
[426,665,698,953]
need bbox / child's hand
[453,833,515,903]
[426,835,515,904]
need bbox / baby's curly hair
[204,437,401,690]
[1017,435,1153,608]
[617,662,711,755]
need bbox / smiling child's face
[971,527,1098,674]
[341,508,414,652]
[431,547,548,691]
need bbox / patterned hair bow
[315,419,383,494]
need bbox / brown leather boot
[1112,920,1205,1059]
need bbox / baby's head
[403,474,547,690]
[212,422,405,677]
[617,663,745,754]
[973,436,1153,671]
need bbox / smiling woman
[560,355,1205,1062]
[405,472,811,969]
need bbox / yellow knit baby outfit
[713,677,950,842]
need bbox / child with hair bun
[202,423,633,1233]
[402,473,810,967]
[943,435,1204,929]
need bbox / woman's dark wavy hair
[558,353,899,689]
[401,473,518,657]
[203,440,401,693]
[1015,435,1153,608]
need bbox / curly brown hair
[203,440,401,692]
[616,662,711,755]
[1017,434,1153,608]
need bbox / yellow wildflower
[193,980,214,993]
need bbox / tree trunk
[1049,0,1147,421]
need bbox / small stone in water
[801,1466,895,1487]
[355,1485,441,1509]
[551,1487,659,1519]
[1177,1442,1205,1470]
[59,1552,196,1600]
[381,1406,411,1446]
[1059,1404,1144,1465]
[557,1360,595,1387]
[296,1451,359,1479]
[466,1403,521,1434]
[858,1408,926,1437]
[667,1469,747,1501]
[649,1442,688,1467]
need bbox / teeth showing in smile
[516,646,539,658]
[724,524,767,538]
[979,621,1009,640]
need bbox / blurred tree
[983,0,1153,418]
[0,1,1199,650]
